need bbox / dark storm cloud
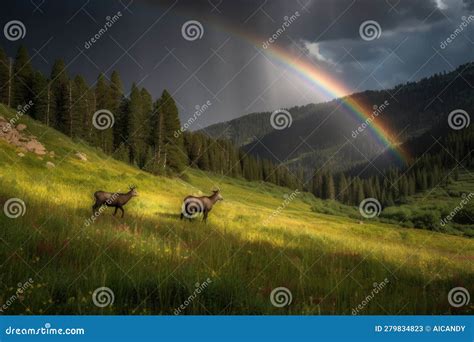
[146,0,445,42]
[0,0,473,128]
[464,0,474,10]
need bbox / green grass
[309,172,474,237]
[0,104,473,315]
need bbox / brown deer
[180,189,223,222]
[92,186,138,218]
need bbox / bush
[411,210,440,229]
[380,207,411,222]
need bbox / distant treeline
[0,45,300,188]
[310,129,474,206]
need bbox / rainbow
[172,6,409,163]
[229,24,410,165]
[242,34,410,164]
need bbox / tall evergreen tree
[0,47,10,105]
[155,89,186,173]
[95,73,114,153]
[109,71,124,149]
[71,75,89,139]
[50,59,69,131]
[127,83,146,166]
[30,71,48,123]
[12,46,33,107]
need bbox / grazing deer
[180,189,223,222]
[92,186,138,218]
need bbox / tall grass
[0,105,473,315]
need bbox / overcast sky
[1,0,473,128]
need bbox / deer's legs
[120,207,124,218]
[113,207,118,216]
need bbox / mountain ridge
[202,61,474,174]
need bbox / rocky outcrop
[0,116,47,155]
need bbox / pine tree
[95,73,114,153]
[127,83,146,166]
[12,46,33,107]
[337,174,348,203]
[30,71,48,123]
[156,89,186,173]
[149,94,164,173]
[71,75,89,139]
[50,59,69,131]
[0,47,10,105]
[356,179,365,205]
[109,71,124,149]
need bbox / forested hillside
[203,62,474,175]
[0,45,300,188]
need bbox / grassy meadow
[0,104,473,315]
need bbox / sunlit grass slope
[0,104,473,315]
